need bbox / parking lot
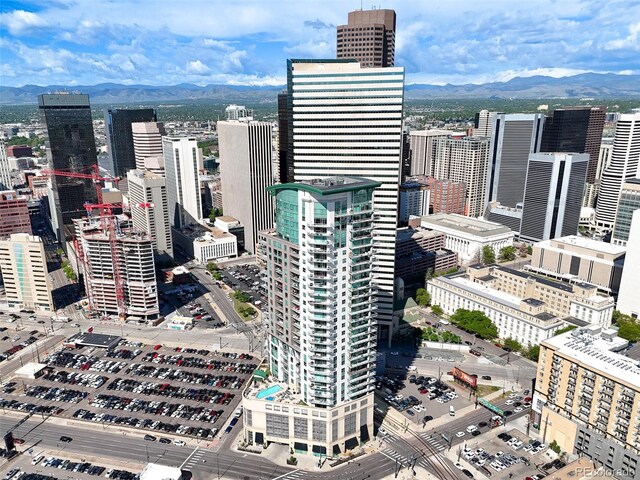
[160,283,225,330]
[457,427,554,479]
[217,264,266,307]
[0,339,258,442]
[0,325,43,365]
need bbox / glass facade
[105,108,156,177]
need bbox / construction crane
[40,165,119,205]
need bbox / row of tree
[478,243,532,264]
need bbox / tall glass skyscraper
[244,177,379,455]
[38,93,99,242]
[104,108,157,177]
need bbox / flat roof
[68,332,121,349]
[140,463,182,480]
[15,362,48,376]
[420,214,513,237]
[498,266,574,293]
[268,176,381,196]
[541,235,627,256]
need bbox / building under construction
[74,214,160,322]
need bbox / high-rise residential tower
[277,92,292,184]
[617,209,640,318]
[217,120,274,254]
[336,8,396,67]
[595,113,640,230]
[132,121,167,172]
[163,136,203,229]
[486,113,545,209]
[127,169,173,257]
[38,93,99,242]
[0,191,31,238]
[474,110,500,138]
[540,106,606,184]
[287,59,404,341]
[519,153,588,242]
[611,179,640,245]
[0,140,11,190]
[0,233,54,311]
[244,177,378,455]
[407,129,450,177]
[105,108,157,178]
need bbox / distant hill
[2,73,639,105]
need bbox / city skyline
[1,0,639,87]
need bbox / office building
[532,326,639,476]
[336,8,395,67]
[611,179,640,245]
[105,109,157,177]
[5,145,32,158]
[277,92,292,183]
[217,120,274,254]
[617,209,640,318]
[163,137,203,229]
[398,181,430,223]
[528,236,626,295]
[76,215,159,322]
[214,216,245,251]
[399,177,466,222]
[395,228,457,283]
[126,170,173,257]
[225,104,253,121]
[486,113,545,209]
[287,59,404,340]
[0,233,54,311]
[38,93,98,242]
[244,177,379,456]
[0,140,11,190]
[518,153,588,242]
[0,191,32,238]
[132,122,167,172]
[595,113,640,230]
[192,228,238,263]
[540,106,606,184]
[407,130,450,177]
[428,265,614,345]
[474,110,500,138]
[432,136,490,217]
[420,214,514,263]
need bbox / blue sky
[1,0,639,87]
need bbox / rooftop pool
[256,384,282,400]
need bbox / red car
[14,438,25,445]
[153,344,162,351]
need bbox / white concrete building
[163,136,203,229]
[420,213,514,263]
[407,129,450,176]
[0,233,53,311]
[132,121,166,172]
[127,169,173,257]
[244,177,379,456]
[217,120,274,254]
[617,209,640,318]
[192,228,237,263]
[0,140,11,191]
[595,113,640,230]
[287,59,405,339]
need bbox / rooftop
[194,227,234,243]
[540,235,626,256]
[497,266,574,293]
[420,214,513,237]
[140,463,182,480]
[67,332,121,349]
[543,327,639,386]
[268,176,381,196]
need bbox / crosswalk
[181,447,207,469]
[272,470,303,480]
[417,432,447,453]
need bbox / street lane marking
[271,470,300,480]
[180,447,199,469]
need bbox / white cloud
[2,10,49,35]
[605,22,640,50]
[186,60,210,74]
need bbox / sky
[1,0,639,87]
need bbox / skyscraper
[617,209,640,318]
[0,233,54,311]
[0,191,32,238]
[127,169,173,257]
[244,177,378,455]
[611,179,640,245]
[38,93,99,242]
[105,108,157,177]
[486,113,545,210]
[163,136,203,230]
[474,110,500,138]
[132,121,166,172]
[540,106,606,184]
[407,129,450,177]
[0,140,11,190]
[277,92,292,184]
[336,8,396,67]
[595,113,640,230]
[432,136,490,217]
[519,153,588,242]
[217,120,274,254]
[287,59,404,341]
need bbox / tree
[209,207,223,221]
[415,288,431,307]
[449,309,499,340]
[499,246,517,262]
[206,262,219,274]
[431,305,444,317]
[481,245,496,264]
[555,325,577,335]
[233,290,250,303]
[518,242,528,258]
[526,245,533,255]
[617,314,640,342]
[524,345,540,361]
[503,337,523,352]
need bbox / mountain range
[1,73,639,104]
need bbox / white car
[173,439,185,446]
[514,406,524,413]
[509,393,518,399]
[412,405,425,413]
[505,399,514,405]
[454,462,464,470]
[456,431,466,438]
[466,425,478,433]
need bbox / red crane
[40,165,119,205]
